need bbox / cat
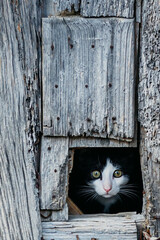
[69,149,143,214]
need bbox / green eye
[113,170,123,178]
[92,170,101,179]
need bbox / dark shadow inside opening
[68,148,143,215]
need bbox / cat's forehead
[105,157,121,167]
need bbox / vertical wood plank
[138,0,160,236]
[40,137,69,210]
[0,0,42,239]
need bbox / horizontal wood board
[40,137,69,210]
[42,214,144,239]
[42,0,135,18]
[80,0,135,18]
[43,17,135,141]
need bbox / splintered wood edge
[67,197,83,215]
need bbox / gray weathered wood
[42,214,144,239]
[69,137,137,148]
[42,0,80,17]
[138,0,160,237]
[42,0,135,18]
[0,0,41,239]
[41,204,69,222]
[80,0,135,18]
[40,137,69,210]
[43,17,135,142]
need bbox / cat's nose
[104,187,112,193]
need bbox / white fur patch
[92,158,129,198]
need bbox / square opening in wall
[68,148,143,215]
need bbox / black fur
[69,148,143,214]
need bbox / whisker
[119,190,140,201]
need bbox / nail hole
[55,84,58,88]
[112,117,116,121]
[57,117,60,121]
[87,118,91,122]
[85,84,88,88]
[91,45,95,48]
[48,146,51,151]
[51,44,54,51]
[54,169,57,173]
[109,83,112,87]
[110,45,114,49]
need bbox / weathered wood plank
[43,17,135,142]
[80,0,135,18]
[41,204,69,221]
[69,137,137,148]
[40,137,69,210]
[42,214,144,239]
[0,0,41,239]
[42,0,135,18]
[138,0,160,236]
[42,0,80,17]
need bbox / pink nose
[104,187,112,193]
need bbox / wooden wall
[0,0,159,239]
[139,0,160,237]
[0,0,42,239]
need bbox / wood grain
[80,0,135,18]
[0,0,41,239]
[43,17,135,142]
[138,0,160,236]
[42,214,144,239]
[40,137,69,210]
[42,0,135,18]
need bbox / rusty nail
[110,45,114,49]
[55,84,58,88]
[70,44,73,49]
[76,235,79,240]
[48,146,51,151]
[54,169,57,173]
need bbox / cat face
[69,149,143,214]
[90,158,129,198]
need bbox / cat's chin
[101,194,114,198]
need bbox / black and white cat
[69,149,143,214]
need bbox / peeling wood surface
[80,0,135,18]
[40,137,69,210]
[42,0,135,18]
[42,214,144,239]
[0,0,41,239]
[138,0,160,237]
[43,17,135,141]
[42,0,80,17]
